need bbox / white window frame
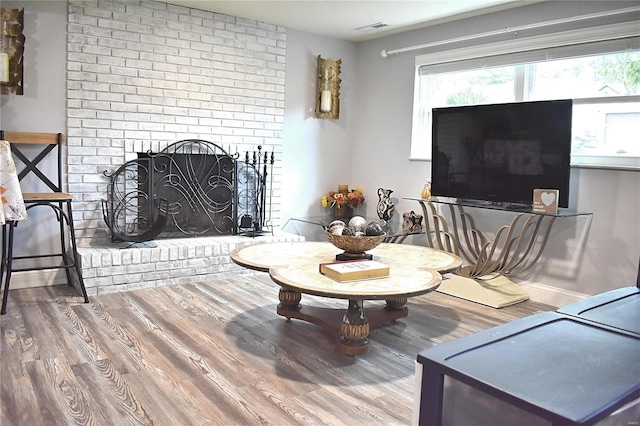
[410,21,640,169]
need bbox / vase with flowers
[321,185,365,219]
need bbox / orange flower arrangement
[321,187,365,210]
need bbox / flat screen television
[431,99,572,208]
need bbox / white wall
[0,0,66,130]
[347,1,640,302]
[281,30,358,222]
[1,1,69,286]
[2,0,639,304]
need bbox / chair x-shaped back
[0,130,89,314]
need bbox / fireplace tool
[237,145,275,237]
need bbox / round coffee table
[231,242,461,355]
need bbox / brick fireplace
[66,0,286,248]
[61,0,291,295]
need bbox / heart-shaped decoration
[541,191,556,206]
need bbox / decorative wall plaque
[1,8,24,95]
[533,189,559,215]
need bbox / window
[411,30,640,169]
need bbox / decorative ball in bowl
[325,216,386,260]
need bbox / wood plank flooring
[1,274,554,425]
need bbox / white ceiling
[160,0,525,42]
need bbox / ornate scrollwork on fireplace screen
[102,139,273,243]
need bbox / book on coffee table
[319,259,390,282]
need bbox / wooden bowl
[326,231,386,259]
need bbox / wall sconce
[1,8,25,95]
[316,55,341,119]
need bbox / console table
[405,197,592,308]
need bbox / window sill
[407,156,640,171]
[571,155,640,171]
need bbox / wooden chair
[0,131,89,315]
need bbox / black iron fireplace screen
[102,139,273,242]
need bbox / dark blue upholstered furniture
[557,259,640,336]
[557,286,639,336]
[416,259,640,426]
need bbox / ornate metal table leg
[339,299,370,355]
[277,288,301,318]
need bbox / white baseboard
[7,269,589,309]
[519,280,589,308]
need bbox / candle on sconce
[320,90,331,112]
[0,53,9,84]
[319,66,332,113]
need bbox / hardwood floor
[1,274,554,425]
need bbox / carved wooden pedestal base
[277,288,408,355]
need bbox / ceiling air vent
[355,22,389,32]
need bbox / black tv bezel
[430,99,572,209]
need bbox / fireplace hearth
[102,140,274,243]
